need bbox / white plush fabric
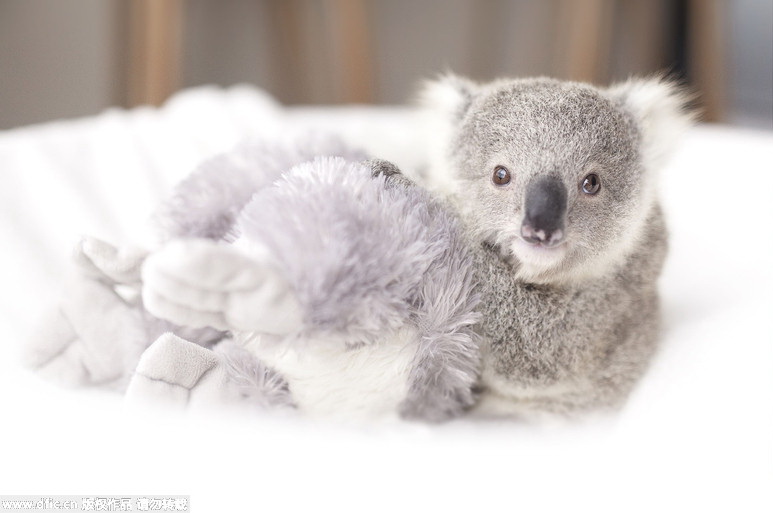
[0,86,771,511]
[125,332,247,412]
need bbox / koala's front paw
[141,239,302,334]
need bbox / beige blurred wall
[0,0,126,129]
[180,0,676,104]
[1,0,771,130]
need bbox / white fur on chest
[243,328,419,418]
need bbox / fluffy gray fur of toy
[150,139,481,421]
[214,339,296,410]
[421,74,693,416]
[237,156,481,420]
[155,134,369,242]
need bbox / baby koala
[422,74,692,416]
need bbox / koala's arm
[367,158,417,188]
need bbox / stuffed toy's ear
[608,76,696,171]
[420,73,478,122]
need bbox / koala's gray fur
[422,74,692,416]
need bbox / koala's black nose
[521,175,567,247]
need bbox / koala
[421,74,692,417]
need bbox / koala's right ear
[607,76,696,172]
[419,73,478,122]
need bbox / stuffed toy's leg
[154,135,367,242]
[126,333,294,412]
[26,237,148,388]
[141,157,481,421]
[396,235,481,421]
[26,236,222,390]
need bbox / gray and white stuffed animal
[28,75,690,422]
[137,138,481,421]
[27,135,481,422]
[421,74,692,417]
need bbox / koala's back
[474,203,667,416]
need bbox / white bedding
[0,86,771,511]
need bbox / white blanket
[1,86,771,511]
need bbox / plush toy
[27,75,691,422]
[28,135,481,422]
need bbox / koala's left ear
[419,74,479,189]
[608,76,695,171]
[419,73,478,123]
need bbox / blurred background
[0,0,771,131]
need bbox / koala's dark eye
[492,166,511,186]
[581,173,601,195]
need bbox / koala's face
[426,76,686,284]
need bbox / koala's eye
[581,173,601,195]
[492,166,511,186]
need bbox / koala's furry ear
[419,73,478,122]
[608,76,696,171]
[419,73,478,191]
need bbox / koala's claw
[141,239,303,334]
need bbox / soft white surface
[0,86,771,512]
